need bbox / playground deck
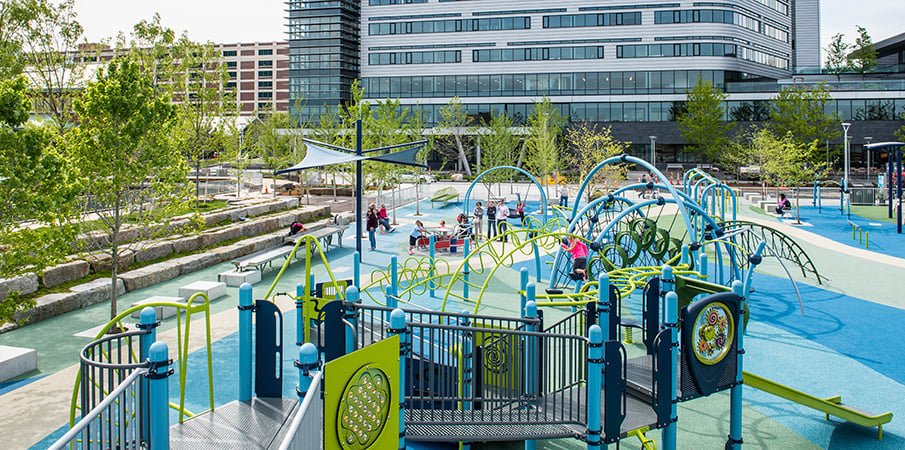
[3,181,905,449]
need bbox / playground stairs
[169,397,300,449]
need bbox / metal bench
[231,243,299,272]
[286,224,347,251]
[431,187,459,208]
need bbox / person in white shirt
[496,200,510,242]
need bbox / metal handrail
[278,371,324,450]
[80,329,150,370]
[50,369,148,450]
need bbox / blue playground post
[345,286,360,354]
[523,294,538,450]
[587,324,603,450]
[698,253,708,281]
[148,341,171,450]
[429,235,436,298]
[296,343,319,397]
[389,309,407,449]
[239,282,253,402]
[139,307,158,363]
[388,255,399,309]
[680,245,689,267]
[597,272,609,328]
[661,266,678,450]
[728,280,745,450]
[531,222,542,281]
[138,306,158,440]
[463,238,470,299]
[816,184,822,210]
[520,268,529,317]
[353,251,360,288]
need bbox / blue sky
[75,0,904,64]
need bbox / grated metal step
[169,397,298,450]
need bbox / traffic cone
[265,186,269,194]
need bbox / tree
[0,76,80,324]
[525,96,565,196]
[15,0,87,135]
[566,122,628,200]
[478,108,520,194]
[730,101,769,121]
[677,76,733,163]
[0,0,34,79]
[768,84,841,163]
[247,111,296,186]
[752,128,824,223]
[848,25,878,77]
[824,33,851,81]
[437,96,473,176]
[169,38,236,206]
[66,57,190,323]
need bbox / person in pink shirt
[561,235,588,281]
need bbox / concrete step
[219,270,262,287]
[130,296,185,320]
[0,345,37,382]
[178,281,227,303]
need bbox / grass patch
[850,205,897,223]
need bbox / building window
[543,12,641,28]
[258,102,272,109]
[473,46,603,62]
[226,82,237,89]
[258,49,273,55]
[228,71,236,78]
[258,70,273,78]
[258,60,273,67]
[259,81,273,88]
[258,91,273,99]
[369,17,529,35]
[222,50,237,57]
[226,61,237,68]
[369,50,461,65]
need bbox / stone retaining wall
[0,203,331,334]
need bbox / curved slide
[743,372,893,439]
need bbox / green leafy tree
[437,96,473,176]
[247,111,296,188]
[848,25,878,76]
[0,76,80,324]
[566,122,628,200]
[478,109,520,194]
[0,0,35,78]
[309,106,350,199]
[824,33,852,81]
[768,84,841,162]
[169,38,236,205]
[678,77,733,163]
[15,0,87,135]
[751,128,824,223]
[525,96,565,196]
[730,101,769,121]
[66,57,190,323]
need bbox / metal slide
[743,372,893,439]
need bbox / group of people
[472,199,526,242]
[366,203,395,251]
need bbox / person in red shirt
[378,204,394,233]
[561,235,588,281]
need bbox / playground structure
[53,156,893,450]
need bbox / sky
[74,0,905,63]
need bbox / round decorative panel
[337,366,391,449]
[692,302,734,365]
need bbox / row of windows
[288,0,357,10]
[368,50,461,65]
[221,49,275,57]
[747,0,788,14]
[473,46,604,62]
[227,70,274,79]
[579,3,680,11]
[361,70,730,99]
[617,43,736,58]
[302,99,905,127]
[737,46,789,70]
[543,12,642,28]
[654,9,758,33]
[369,0,426,5]
[369,17,530,35]
[370,13,460,21]
[290,61,359,70]
[473,8,566,16]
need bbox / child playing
[409,220,426,254]
[561,235,588,281]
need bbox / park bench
[231,216,349,272]
[431,186,459,208]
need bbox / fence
[278,371,324,450]
[50,369,148,450]
[77,329,150,426]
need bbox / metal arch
[700,183,738,221]
[719,220,823,284]
[569,154,696,241]
[463,165,548,224]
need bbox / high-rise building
[216,41,290,115]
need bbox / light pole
[865,136,873,175]
[649,136,657,166]
[842,122,851,216]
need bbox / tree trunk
[453,134,472,176]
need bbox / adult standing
[486,201,497,239]
[496,200,510,242]
[559,182,569,207]
[473,201,484,240]
[366,205,379,251]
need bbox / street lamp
[842,122,851,216]
[865,136,873,175]
[649,136,657,166]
